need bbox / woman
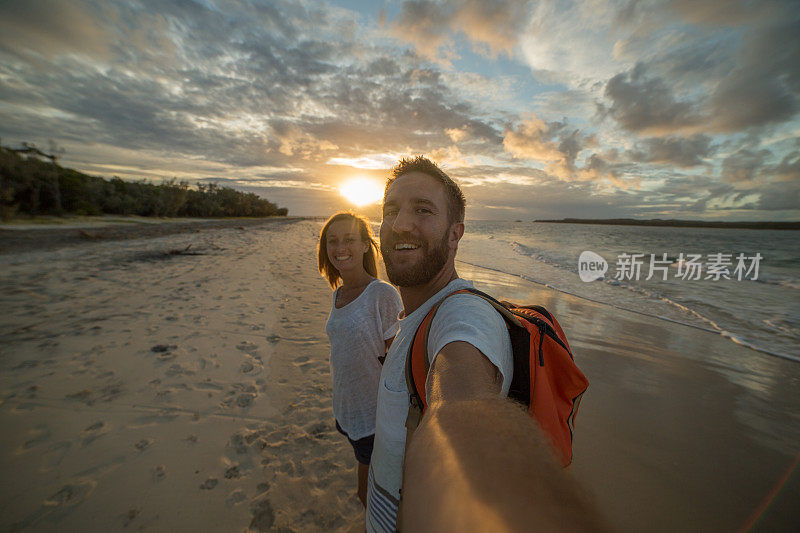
[317,212,402,507]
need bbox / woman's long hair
[317,212,379,289]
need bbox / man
[366,156,606,532]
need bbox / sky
[1,0,798,220]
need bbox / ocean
[452,221,800,363]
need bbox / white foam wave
[456,258,799,363]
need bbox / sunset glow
[339,178,384,207]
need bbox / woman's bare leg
[357,462,369,507]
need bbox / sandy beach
[1,218,798,532]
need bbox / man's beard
[381,231,449,287]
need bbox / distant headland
[535,218,800,230]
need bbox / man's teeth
[395,243,419,250]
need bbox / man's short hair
[385,155,466,224]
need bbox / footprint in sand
[21,424,51,451]
[240,356,263,375]
[12,481,97,529]
[134,438,154,452]
[152,464,167,482]
[249,499,275,531]
[235,341,259,355]
[219,383,259,409]
[81,421,106,446]
[200,478,218,490]
[226,489,247,506]
[123,507,141,527]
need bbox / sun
[339,178,383,206]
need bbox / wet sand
[460,262,800,532]
[1,218,798,531]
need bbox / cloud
[503,116,565,162]
[274,123,338,158]
[603,1,800,135]
[387,1,451,61]
[668,0,773,26]
[627,135,715,167]
[503,115,599,180]
[601,64,702,135]
[462,177,647,219]
[708,11,800,131]
[519,0,627,84]
[769,152,800,182]
[721,148,770,183]
[755,180,800,211]
[387,0,532,62]
[0,0,115,60]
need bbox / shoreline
[457,258,800,364]
[534,218,800,230]
[0,216,307,254]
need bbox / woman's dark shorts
[335,420,375,465]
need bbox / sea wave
[459,238,799,363]
[751,273,800,290]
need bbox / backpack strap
[404,287,520,433]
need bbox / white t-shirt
[325,279,403,440]
[366,279,513,533]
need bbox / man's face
[380,172,455,287]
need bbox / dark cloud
[601,63,701,135]
[463,178,647,220]
[769,152,800,182]
[0,0,115,59]
[756,180,800,211]
[708,12,800,131]
[721,148,770,183]
[607,1,800,134]
[627,135,715,167]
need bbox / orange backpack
[404,288,589,466]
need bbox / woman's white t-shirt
[325,279,403,440]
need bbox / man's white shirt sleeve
[425,293,513,396]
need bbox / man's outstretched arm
[400,341,609,532]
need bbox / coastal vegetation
[0,142,288,220]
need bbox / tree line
[0,142,288,220]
